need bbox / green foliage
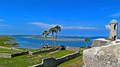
[54,25,61,32]
[49,27,56,34]
[42,30,49,36]
[85,37,90,48]
[85,37,90,42]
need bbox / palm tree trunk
[52,33,54,47]
[86,42,88,48]
[55,32,58,46]
[45,35,47,45]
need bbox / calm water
[11,36,108,49]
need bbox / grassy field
[0,48,49,53]
[0,50,74,67]
[0,36,14,47]
[57,49,86,67]
[0,48,22,53]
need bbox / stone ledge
[83,43,120,67]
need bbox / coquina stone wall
[83,43,120,67]
[66,46,80,52]
[91,39,111,47]
[29,51,80,67]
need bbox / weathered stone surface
[83,43,120,67]
[29,51,80,67]
[91,38,111,47]
[109,20,118,40]
[0,53,11,58]
[66,46,80,52]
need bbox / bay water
[11,36,108,49]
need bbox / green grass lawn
[0,48,50,54]
[0,48,22,53]
[57,49,86,67]
[0,50,74,67]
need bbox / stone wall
[0,53,11,58]
[0,48,59,58]
[83,43,120,67]
[66,46,80,52]
[11,51,29,57]
[91,38,111,47]
[0,51,29,58]
[29,48,59,55]
[29,51,80,67]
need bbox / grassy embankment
[0,36,14,47]
[0,50,74,67]
[57,49,86,67]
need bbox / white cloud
[30,22,97,30]
[0,19,4,21]
[105,25,110,29]
[30,22,60,29]
[109,13,120,17]
[77,27,96,29]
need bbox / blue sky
[0,0,120,36]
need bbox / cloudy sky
[0,0,120,36]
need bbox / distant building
[109,20,118,40]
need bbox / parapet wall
[83,43,120,67]
[29,51,80,67]
[91,39,111,47]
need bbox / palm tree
[54,25,61,45]
[85,37,90,48]
[42,30,49,45]
[49,27,56,46]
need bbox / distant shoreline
[27,36,85,41]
